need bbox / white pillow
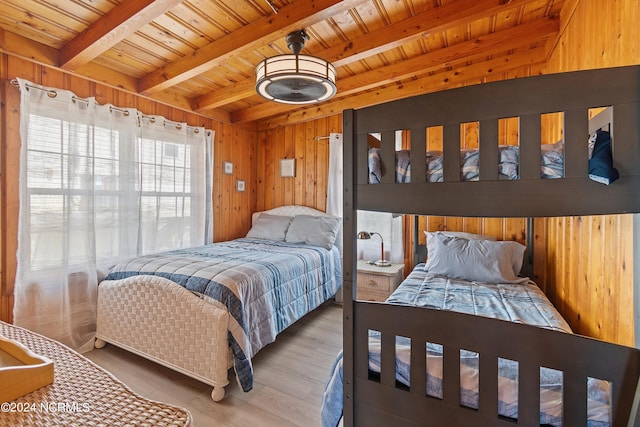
[424,233,527,284]
[424,230,496,258]
[285,215,342,250]
[245,213,293,241]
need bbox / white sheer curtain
[326,132,403,264]
[326,132,344,253]
[14,79,213,352]
[138,115,213,252]
[326,133,343,219]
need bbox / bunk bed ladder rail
[353,302,640,427]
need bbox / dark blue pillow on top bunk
[588,130,619,185]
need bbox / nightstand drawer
[355,261,405,302]
[358,272,393,293]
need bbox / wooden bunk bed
[339,66,640,426]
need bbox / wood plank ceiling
[0,0,565,128]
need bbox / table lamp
[357,231,391,267]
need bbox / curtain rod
[10,78,210,135]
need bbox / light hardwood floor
[85,301,342,427]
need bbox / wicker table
[0,321,192,427]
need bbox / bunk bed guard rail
[347,65,640,218]
[341,65,640,427]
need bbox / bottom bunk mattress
[322,264,611,427]
[101,237,342,392]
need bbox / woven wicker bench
[0,321,192,427]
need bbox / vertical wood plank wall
[255,115,342,213]
[0,55,257,323]
[538,0,639,346]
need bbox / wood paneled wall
[416,217,527,246]
[213,124,257,242]
[537,0,639,346]
[255,115,342,213]
[540,215,634,345]
[0,54,257,323]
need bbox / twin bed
[323,233,620,426]
[95,205,342,401]
[331,65,640,426]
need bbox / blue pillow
[588,130,619,185]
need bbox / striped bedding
[322,264,611,427]
[368,143,564,183]
[103,238,342,392]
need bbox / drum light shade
[255,30,337,104]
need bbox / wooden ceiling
[0,0,566,128]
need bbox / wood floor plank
[85,301,343,427]
[246,386,323,427]
[307,383,330,407]
[250,364,316,398]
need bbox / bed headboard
[252,205,343,253]
[344,65,640,218]
[251,205,331,225]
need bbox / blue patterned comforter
[103,238,342,392]
[322,264,611,427]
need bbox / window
[14,79,213,352]
[24,113,210,271]
[25,114,130,270]
[138,133,202,254]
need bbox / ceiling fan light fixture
[255,30,337,104]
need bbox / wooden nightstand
[356,260,404,302]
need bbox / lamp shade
[255,54,336,104]
[357,231,372,240]
[357,230,391,267]
[255,29,337,104]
